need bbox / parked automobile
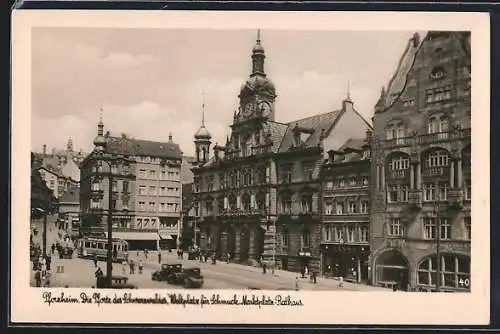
[167,267,204,288]
[151,263,183,281]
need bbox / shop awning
[159,233,173,240]
[104,232,160,241]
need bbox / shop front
[321,244,370,283]
[105,231,160,251]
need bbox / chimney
[105,131,110,137]
[42,144,47,155]
[169,132,173,142]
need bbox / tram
[77,236,129,262]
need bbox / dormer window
[430,67,446,80]
[402,99,415,107]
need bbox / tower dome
[238,29,277,99]
[93,114,107,149]
[194,124,212,140]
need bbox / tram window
[113,244,117,252]
[97,243,103,249]
[85,242,90,248]
[123,244,128,251]
[91,242,97,249]
[103,243,108,250]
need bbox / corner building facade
[80,120,183,250]
[192,32,371,273]
[370,31,471,291]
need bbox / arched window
[389,156,410,171]
[242,193,251,211]
[228,193,237,211]
[386,122,406,142]
[256,191,266,212]
[301,228,310,248]
[281,194,292,214]
[428,115,450,139]
[430,67,446,80]
[205,197,213,216]
[92,181,100,191]
[426,150,449,168]
[281,226,289,247]
[417,255,470,290]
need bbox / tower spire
[98,107,104,136]
[201,90,206,126]
[347,79,351,101]
[257,28,261,44]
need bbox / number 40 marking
[459,278,470,287]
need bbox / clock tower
[236,29,277,123]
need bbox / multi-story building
[58,186,80,234]
[80,119,183,250]
[320,133,371,283]
[192,31,371,273]
[370,31,471,291]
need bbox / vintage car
[167,267,204,288]
[151,263,183,281]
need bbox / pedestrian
[262,262,267,274]
[226,252,230,264]
[136,250,140,258]
[158,252,162,264]
[46,254,51,271]
[35,270,42,287]
[304,265,309,278]
[122,260,127,275]
[138,260,144,274]
[40,256,46,279]
[93,254,98,267]
[312,271,317,284]
[338,276,344,288]
[129,259,134,275]
[294,277,300,291]
[301,267,305,279]
[51,244,55,255]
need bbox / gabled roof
[278,110,343,152]
[37,166,62,178]
[105,136,183,159]
[263,121,288,153]
[331,137,370,163]
[59,187,79,204]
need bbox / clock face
[259,102,271,116]
[243,102,255,117]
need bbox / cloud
[31,28,415,158]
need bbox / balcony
[417,128,471,145]
[447,188,464,208]
[382,137,412,148]
[251,144,271,156]
[388,169,409,181]
[408,190,423,208]
[422,166,448,178]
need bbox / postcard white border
[11,10,490,325]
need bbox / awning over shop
[159,233,173,240]
[104,232,160,241]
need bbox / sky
[31,28,419,157]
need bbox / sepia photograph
[12,10,489,325]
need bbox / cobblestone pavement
[31,249,387,291]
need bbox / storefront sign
[298,251,312,257]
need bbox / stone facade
[320,134,372,282]
[80,121,183,250]
[192,31,371,274]
[370,31,471,291]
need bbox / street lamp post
[98,156,116,288]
